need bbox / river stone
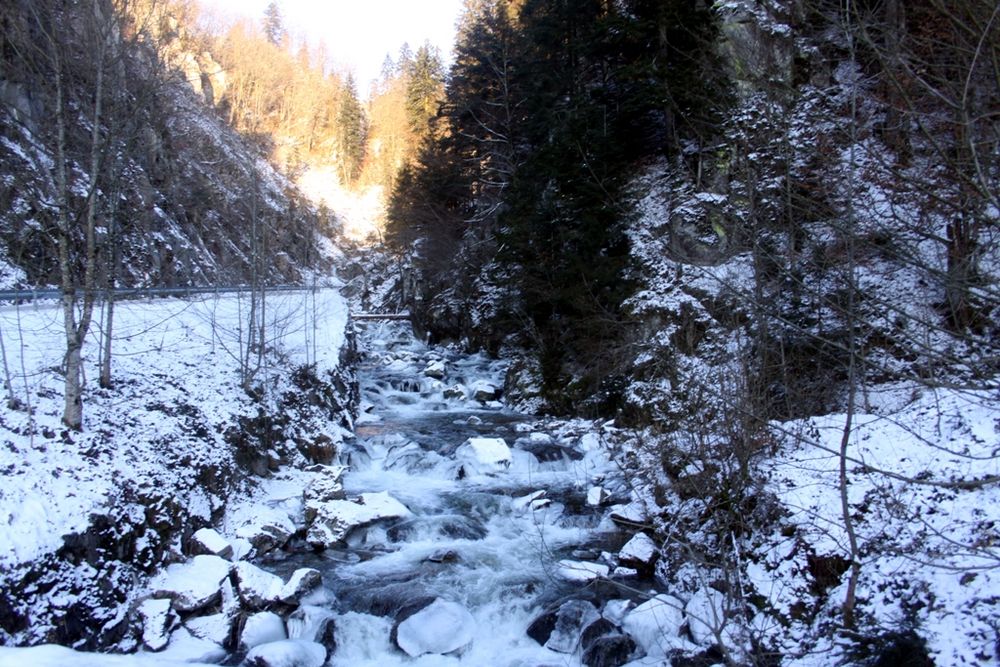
[527,599,600,654]
[470,380,501,402]
[184,612,232,647]
[621,594,684,657]
[455,437,512,477]
[149,555,231,613]
[306,491,412,548]
[393,598,476,657]
[423,360,446,379]
[583,634,639,667]
[303,465,348,523]
[556,559,609,582]
[587,486,610,506]
[189,527,234,560]
[243,639,327,667]
[443,384,467,400]
[619,533,658,570]
[685,587,726,646]
[279,568,323,605]
[233,561,284,609]
[240,611,287,651]
[235,508,296,556]
[138,598,174,651]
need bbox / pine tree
[336,73,367,184]
[263,1,285,47]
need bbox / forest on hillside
[386,0,1000,420]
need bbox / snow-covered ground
[0,288,351,651]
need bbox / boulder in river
[619,533,657,567]
[279,568,323,605]
[455,437,512,477]
[306,491,412,548]
[232,561,284,610]
[470,380,501,402]
[556,559,609,582]
[240,611,287,651]
[392,597,476,657]
[527,599,600,654]
[423,360,446,379]
[243,639,327,667]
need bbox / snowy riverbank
[0,288,355,651]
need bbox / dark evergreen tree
[404,42,445,137]
[336,73,367,184]
[263,1,285,47]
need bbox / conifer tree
[263,1,284,47]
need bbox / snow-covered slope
[0,289,354,649]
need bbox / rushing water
[268,322,632,666]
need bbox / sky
[198,0,466,91]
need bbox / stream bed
[265,322,644,666]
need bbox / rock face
[455,437,512,477]
[306,492,412,548]
[393,598,476,657]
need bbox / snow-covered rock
[138,598,174,651]
[306,491,412,548]
[279,568,323,605]
[609,499,649,528]
[587,486,610,507]
[149,554,231,613]
[302,465,347,521]
[443,384,468,400]
[286,605,336,647]
[602,599,634,626]
[159,627,228,664]
[235,508,296,556]
[185,612,232,646]
[240,611,287,651]
[470,380,501,402]
[456,437,512,477]
[423,360,446,379]
[619,533,658,568]
[527,599,600,654]
[243,639,327,667]
[512,490,547,512]
[394,598,476,657]
[556,559,610,582]
[189,527,234,560]
[621,594,685,657]
[685,587,726,646]
[233,561,284,609]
